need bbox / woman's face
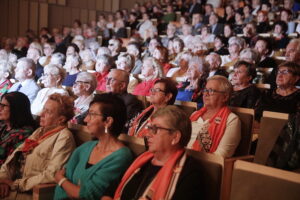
[203,80,227,108]
[276,66,299,87]
[149,83,169,106]
[146,115,176,154]
[141,60,154,77]
[73,79,89,96]
[96,60,109,73]
[201,27,208,36]
[274,24,283,34]
[44,44,54,57]
[0,97,10,122]
[66,46,76,57]
[214,38,223,49]
[187,64,201,80]
[243,6,250,14]
[116,57,130,72]
[231,65,251,86]
[84,103,106,136]
[224,26,232,37]
[235,13,242,22]
[40,99,64,127]
[42,71,59,88]
[226,6,233,15]
[280,11,289,22]
[229,43,240,55]
[173,41,182,54]
[179,56,189,69]
[153,49,162,60]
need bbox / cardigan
[54,141,133,200]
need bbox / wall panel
[89,10,97,22]
[63,7,72,27]
[112,0,119,12]
[29,2,39,33]
[104,0,111,12]
[8,0,19,37]
[71,8,81,23]
[87,0,95,10]
[0,0,9,37]
[39,3,48,29]
[19,0,29,36]
[96,0,104,11]
[80,9,88,24]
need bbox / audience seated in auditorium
[129,78,177,137]
[8,58,40,103]
[31,64,68,116]
[189,75,241,158]
[54,93,133,200]
[0,92,36,166]
[229,61,260,108]
[0,94,76,199]
[102,106,204,200]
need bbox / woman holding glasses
[188,75,241,158]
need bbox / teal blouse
[54,140,133,200]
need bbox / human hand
[0,183,10,198]
[54,168,66,183]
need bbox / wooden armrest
[33,183,56,200]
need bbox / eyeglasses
[75,81,90,85]
[0,103,9,108]
[86,111,103,118]
[202,88,225,95]
[150,88,166,94]
[277,69,292,75]
[146,124,175,135]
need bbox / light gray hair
[76,72,97,94]
[207,75,233,101]
[228,36,245,50]
[44,64,66,85]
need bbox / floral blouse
[0,122,34,166]
[0,80,12,97]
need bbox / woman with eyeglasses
[54,93,133,200]
[255,62,300,120]
[102,106,203,200]
[129,78,178,137]
[188,75,241,158]
[31,64,69,116]
[0,92,36,166]
[0,93,76,199]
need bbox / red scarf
[114,149,185,200]
[22,126,66,153]
[190,106,231,152]
[128,105,154,137]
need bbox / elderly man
[108,38,122,61]
[9,58,40,103]
[285,39,300,86]
[209,13,224,36]
[106,69,143,131]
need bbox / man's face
[106,71,127,93]
[15,61,29,81]
[286,42,300,63]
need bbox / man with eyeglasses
[106,69,143,132]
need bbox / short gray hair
[76,72,97,94]
[228,36,245,50]
[44,64,66,85]
[0,61,14,78]
[97,47,111,57]
[96,54,112,67]
[239,48,260,64]
[117,52,134,69]
[207,75,233,101]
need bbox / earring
[171,140,175,145]
[105,127,108,134]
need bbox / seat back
[254,111,289,164]
[67,123,92,146]
[186,149,224,200]
[230,107,254,156]
[174,100,197,116]
[230,160,300,200]
[118,134,146,157]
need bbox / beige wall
[0,0,147,38]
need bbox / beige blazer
[0,127,76,192]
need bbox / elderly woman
[255,62,300,120]
[229,61,261,108]
[50,52,65,68]
[103,106,203,200]
[54,93,133,200]
[167,51,192,82]
[0,61,13,96]
[132,57,163,96]
[31,64,68,116]
[129,78,177,137]
[126,42,142,75]
[39,42,55,67]
[0,92,36,166]
[199,25,215,44]
[72,72,97,124]
[62,54,81,87]
[108,39,122,61]
[170,37,184,66]
[206,53,228,78]
[95,54,113,92]
[0,93,76,199]
[189,75,241,158]
[116,52,135,73]
[80,49,96,71]
[176,56,209,107]
[153,46,172,75]
[221,36,245,68]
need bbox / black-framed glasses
[146,124,175,135]
[86,111,103,118]
[150,88,166,94]
[0,103,9,108]
[202,88,225,95]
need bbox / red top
[163,63,172,75]
[95,71,109,92]
[132,79,157,96]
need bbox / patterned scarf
[190,106,231,152]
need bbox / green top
[54,140,133,200]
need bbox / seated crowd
[0,0,299,199]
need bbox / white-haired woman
[0,61,13,96]
[62,54,81,87]
[189,75,241,158]
[71,72,97,124]
[95,54,113,92]
[31,64,68,116]
[116,52,135,73]
[167,51,192,82]
[133,57,163,96]
[176,56,209,107]
[50,52,66,68]
[221,36,245,68]
[80,49,96,71]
